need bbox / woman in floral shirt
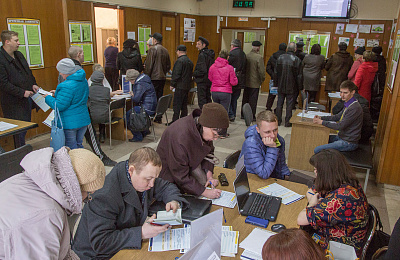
[297,149,368,256]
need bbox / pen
[223,210,227,223]
[209,181,215,189]
[308,192,315,196]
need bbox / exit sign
[233,1,255,8]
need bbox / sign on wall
[138,24,151,55]
[289,32,330,58]
[69,21,94,64]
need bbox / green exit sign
[233,1,255,8]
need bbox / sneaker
[102,156,117,167]
[129,136,143,142]
[99,134,105,143]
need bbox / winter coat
[209,57,238,94]
[193,48,215,85]
[0,47,37,121]
[374,54,387,92]
[228,47,247,88]
[157,109,215,196]
[354,61,379,103]
[348,57,363,82]
[171,55,194,90]
[325,51,353,91]
[240,125,290,179]
[245,50,266,89]
[131,74,157,115]
[302,54,325,91]
[117,47,143,78]
[295,50,306,61]
[274,51,302,94]
[45,69,91,130]
[72,161,188,259]
[88,72,111,124]
[266,49,286,86]
[144,44,171,80]
[104,46,118,69]
[0,147,82,260]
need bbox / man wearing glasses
[157,103,229,199]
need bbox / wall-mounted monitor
[302,0,352,22]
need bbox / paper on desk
[240,249,263,260]
[297,111,331,119]
[328,92,341,98]
[43,110,55,128]
[258,183,304,205]
[207,251,221,260]
[179,237,218,260]
[199,189,237,208]
[111,93,131,100]
[153,208,183,226]
[32,93,50,112]
[0,121,18,132]
[148,227,187,252]
[239,228,276,256]
[221,230,239,257]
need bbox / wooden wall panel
[0,0,22,30]
[66,0,93,21]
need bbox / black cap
[123,39,137,48]
[252,41,262,46]
[372,46,382,55]
[198,36,209,46]
[176,45,187,51]
[296,41,305,47]
[150,32,162,42]
[355,46,366,55]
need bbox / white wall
[95,7,118,29]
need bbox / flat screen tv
[302,0,352,21]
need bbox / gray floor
[27,92,400,234]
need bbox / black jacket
[274,51,302,94]
[374,54,387,93]
[72,161,188,259]
[171,55,194,90]
[193,48,215,85]
[295,50,306,61]
[117,48,143,81]
[0,47,37,121]
[266,50,286,83]
[228,47,247,88]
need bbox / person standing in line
[354,50,378,103]
[170,45,193,124]
[193,36,215,109]
[295,40,306,61]
[117,39,143,88]
[104,37,119,91]
[265,43,286,112]
[302,44,325,102]
[348,46,365,82]
[370,46,387,122]
[325,42,353,92]
[242,40,266,119]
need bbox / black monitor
[302,0,352,21]
[233,166,250,212]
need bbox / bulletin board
[138,24,151,56]
[289,32,331,58]
[68,21,94,64]
[7,18,44,69]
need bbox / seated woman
[262,228,325,260]
[297,149,369,256]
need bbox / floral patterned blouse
[306,184,369,253]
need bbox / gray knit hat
[90,70,104,84]
[57,58,79,75]
[126,69,140,81]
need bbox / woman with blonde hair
[104,36,119,91]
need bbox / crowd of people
[0,28,394,259]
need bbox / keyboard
[248,193,273,219]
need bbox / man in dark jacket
[371,46,387,122]
[228,39,246,122]
[193,36,215,109]
[266,43,286,111]
[0,30,39,147]
[325,42,353,91]
[295,40,306,61]
[170,45,194,124]
[275,42,302,127]
[72,147,188,259]
[117,39,143,85]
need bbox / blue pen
[209,181,215,189]
[308,192,315,196]
[223,210,227,223]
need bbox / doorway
[221,29,265,57]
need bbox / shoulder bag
[50,103,65,152]
[129,104,150,132]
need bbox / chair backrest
[223,150,242,169]
[361,204,379,259]
[242,103,253,127]
[0,144,33,182]
[109,98,126,111]
[156,94,172,116]
[300,90,307,102]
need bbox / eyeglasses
[83,192,92,203]
[212,128,224,136]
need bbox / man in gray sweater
[313,80,363,153]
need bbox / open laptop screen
[233,166,250,212]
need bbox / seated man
[72,147,188,259]
[313,80,363,153]
[240,111,290,179]
[157,103,229,199]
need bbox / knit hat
[198,103,229,129]
[123,39,137,49]
[252,41,262,46]
[68,149,105,192]
[355,46,366,55]
[372,46,382,55]
[279,43,287,51]
[57,58,79,75]
[90,70,104,84]
[126,69,140,81]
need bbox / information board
[138,24,151,55]
[289,32,330,58]
[69,21,94,64]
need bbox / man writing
[0,30,39,147]
[313,80,363,153]
[240,111,290,179]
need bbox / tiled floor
[27,92,400,234]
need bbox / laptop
[233,165,282,221]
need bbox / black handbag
[365,205,391,260]
[129,104,150,132]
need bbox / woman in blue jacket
[45,58,91,149]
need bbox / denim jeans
[229,88,241,119]
[314,135,359,154]
[64,126,88,149]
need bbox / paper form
[207,251,221,260]
[297,111,331,119]
[0,121,18,132]
[37,88,53,96]
[258,183,304,205]
[32,93,50,112]
[200,189,237,208]
[221,230,239,257]
[148,227,187,252]
[43,110,55,127]
[240,249,263,260]
[239,228,276,256]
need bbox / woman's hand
[307,193,321,207]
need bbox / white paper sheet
[148,227,187,252]
[153,208,183,226]
[207,251,221,260]
[297,111,331,119]
[32,93,50,112]
[345,24,358,33]
[328,92,341,98]
[43,110,55,128]
[200,189,237,208]
[0,121,18,131]
[258,183,304,205]
[239,228,276,256]
[240,249,263,260]
[37,88,53,96]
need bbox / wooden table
[112,167,308,259]
[0,118,38,150]
[329,96,341,113]
[288,110,330,172]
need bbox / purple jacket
[240,125,290,179]
[208,57,238,93]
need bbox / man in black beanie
[266,43,287,112]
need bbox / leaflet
[153,208,183,226]
[258,183,304,205]
[43,110,55,128]
[32,93,50,112]
[0,121,18,131]
[148,227,187,252]
[200,189,237,208]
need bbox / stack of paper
[239,228,276,259]
[153,209,183,226]
[199,189,237,208]
[297,111,331,119]
[0,121,18,132]
[258,183,304,205]
[328,92,341,98]
[111,93,131,100]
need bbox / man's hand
[313,115,323,125]
[262,137,277,148]
[201,188,222,199]
[165,200,180,213]
[206,170,219,187]
[170,86,175,91]
[32,85,40,93]
[141,214,170,239]
[24,90,33,98]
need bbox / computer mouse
[271,224,286,233]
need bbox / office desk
[0,118,38,150]
[288,110,330,172]
[329,96,341,113]
[112,167,308,260]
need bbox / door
[162,15,177,66]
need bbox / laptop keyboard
[248,194,273,219]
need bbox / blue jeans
[314,135,358,154]
[64,126,88,149]
[228,88,241,119]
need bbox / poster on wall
[68,21,94,64]
[183,18,196,42]
[7,18,44,69]
[288,32,330,58]
[388,34,400,91]
[358,25,371,34]
[367,39,380,47]
[335,24,345,35]
[138,24,151,55]
[338,37,350,45]
[371,24,385,33]
[353,38,366,47]
[345,24,358,33]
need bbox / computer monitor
[234,166,250,213]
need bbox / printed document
[32,93,50,112]
[0,121,18,131]
[297,111,331,119]
[148,227,187,252]
[153,208,183,226]
[43,110,55,128]
[239,228,276,256]
[200,189,237,208]
[258,183,304,205]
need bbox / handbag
[129,104,150,132]
[50,103,65,152]
[365,204,391,260]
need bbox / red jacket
[208,57,238,93]
[348,57,363,82]
[354,61,378,103]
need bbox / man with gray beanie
[157,103,229,199]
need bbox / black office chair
[104,98,127,149]
[360,204,379,260]
[0,144,32,182]
[150,94,173,141]
[301,91,326,111]
[242,103,253,127]
[223,150,241,169]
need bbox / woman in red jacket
[354,50,378,103]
